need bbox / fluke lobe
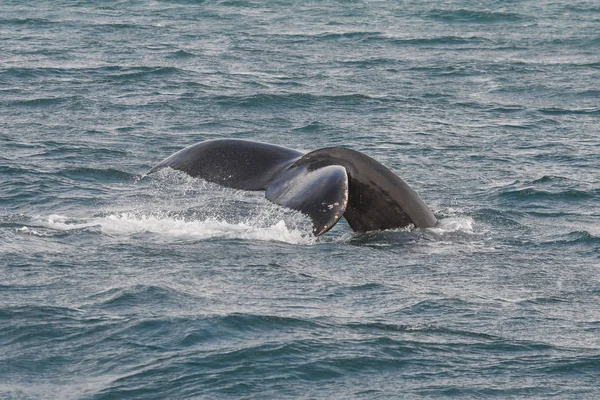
[149,139,437,236]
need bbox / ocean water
[1,0,599,398]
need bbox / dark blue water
[1,1,599,398]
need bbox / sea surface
[1,1,599,398]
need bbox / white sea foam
[30,212,314,245]
[20,212,476,245]
[15,226,49,236]
[427,216,475,235]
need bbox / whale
[149,139,437,236]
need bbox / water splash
[428,216,475,235]
[25,212,314,245]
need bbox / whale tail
[148,139,303,190]
[148,139,436,236]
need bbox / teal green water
[1,1,599,398]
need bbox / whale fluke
[266,163,348,236]
[149,139,437,235]
[148,139,303,190]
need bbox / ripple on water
[1,0,599,398]
[423,9,529,24]
[57,167,136,183]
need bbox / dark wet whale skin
[149,139,437,235]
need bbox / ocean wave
[314,31,381,41]
[7,96,83,108]
[538,107,600,115]
[345,321,500,340]
[492,176,598,207]
[0,67,84,79]
[165,49,197,59]
[390,35,492,46]
[0,17,57,26]
[85,285,199,310]
[549,231,600,246]
[40,144,129,158]
[499,187,594,201]
[1,65,187,81]
[424,9,529,23]
[276,31,491,47]
[530,175,569,184]
[581,61,600,69]
[104,66,185,81]
[57,167,136,183]
[214,92,380,108]
[0,305,87,347]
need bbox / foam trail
[30,213,314,245]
